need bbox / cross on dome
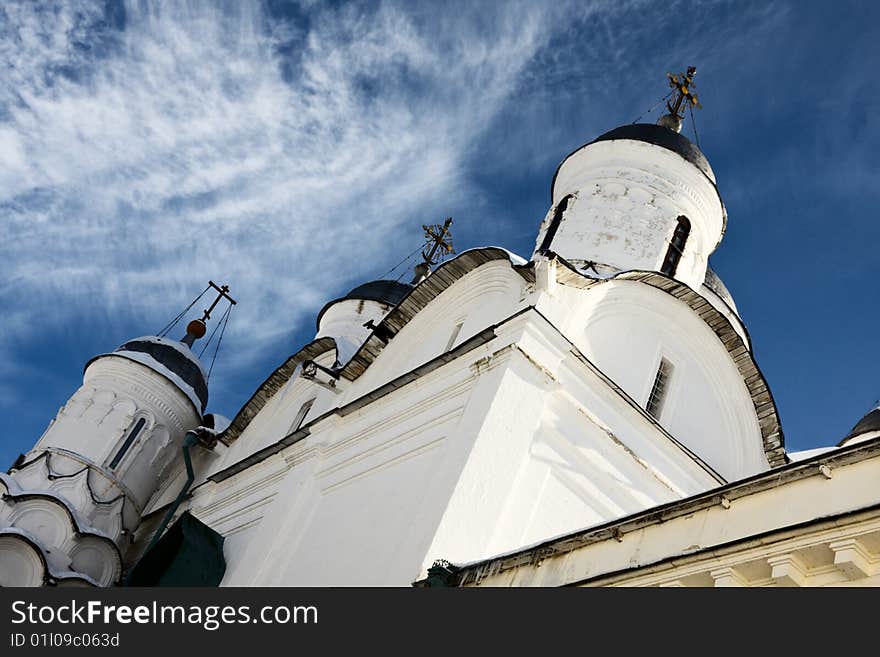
[658,65,701,133]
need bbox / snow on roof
[459,246,527,266]
[122,335,208,378]
[102,335,208,412]
[786,446,838,462]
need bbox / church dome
[703,267,739,315]
[342,280,412,306]
[315,280,413,365]
[587,123,716,183]
[316,280,412,329]
[90,336,208,413]
[539,119,727,290]
[840,404,880,445]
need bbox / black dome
[113,337,208,412]
[842,407,880,443]
[551,122,727,244]
[344,280,412,306]
[315,280,412,331]
[589,123,715,182]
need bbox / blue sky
[1,0,877,469]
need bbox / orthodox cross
[421,217,455,266]
[201,281,237,322]
[665,66,701,119]
[181,281,237,346]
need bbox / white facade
[3,118,873,587]
[450,440,880,587]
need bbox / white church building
[3,72,880,588]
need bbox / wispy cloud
[0,0,562,386]
[3,0,876,458]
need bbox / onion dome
[315,280,413,365]
[316,280,412,328]
[589,123,715,183]
[541,122,726,289]
[342,280,412,306]
[88,336,208,413]
[548,123,726,238]
[840,403,880,446]
[703,267,739,315]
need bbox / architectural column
[710,566,748,587]
[828,538,875,581]
[767,554,808,587]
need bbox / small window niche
[646,358,675,420]
[537,194,575,254]
[660,216,691,277]
[445,321,464,352]
[108,416,148,471]
[290,398,316,434]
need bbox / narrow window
[537,194,573,254]
[660,216,691,277]
[109,417,146,470]
[445,322,464,352]
[646,358,674,419]
[290,398,315,434]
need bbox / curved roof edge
[85,335,208,414]
[592,124,715,181]
[0,472,122,544]
[116,337,208,411]
[220,337,338,446]
[13,447,140,523]
[549,255,785,467]
[216,247,783,466]
[703,267,739,316]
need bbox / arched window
[108,417,147,470]
[537,194,574,254]
[660,216,691,277]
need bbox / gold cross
[421,217,454,266]
[666,66,702,119]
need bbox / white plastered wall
[183,263,736,584]
[537,279,769,481]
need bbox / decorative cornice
[0,527,100,587]
[1,475,123,585]
[12,448,142,523]
[86,359,199,430]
